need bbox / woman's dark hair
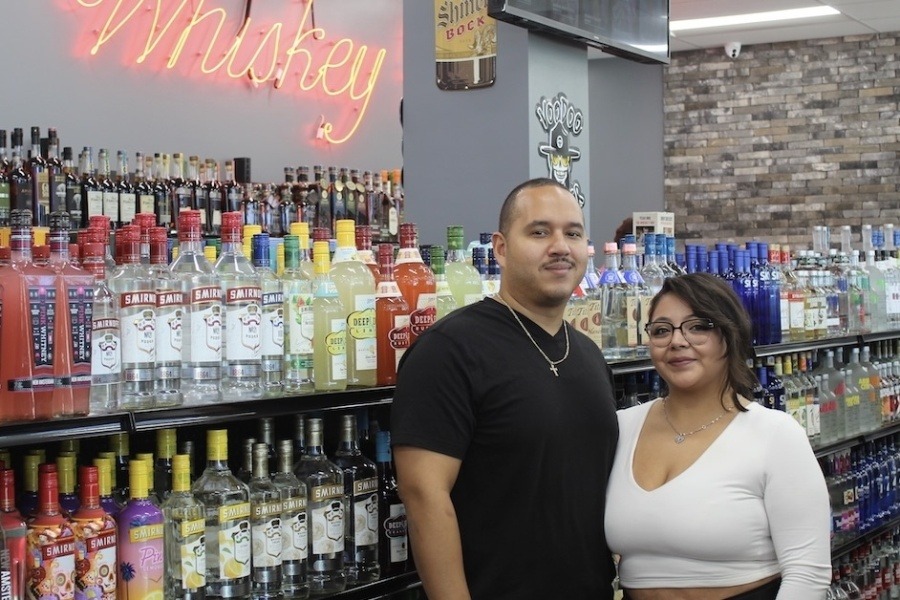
[647,273,757,412]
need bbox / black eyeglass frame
[643,318,717,347]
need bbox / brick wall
[664,33,900,248]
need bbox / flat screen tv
[487,0,670,64]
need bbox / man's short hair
[498,178,570,235]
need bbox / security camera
[725,42,741,59]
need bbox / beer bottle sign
[435,0,497,90]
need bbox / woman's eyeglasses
[644,318,717,347]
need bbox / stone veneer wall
[664,33,900,247]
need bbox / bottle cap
[355,225,372,250]
[157,429,177,459]
[289,222,309,238]
[93,457,113,497]
[171,454,191,493]
[32,245,49,262]
[10,209,32,228]
[78,465,99,504]
[57,454,77,494]
[38,465,60,514]
[252,233,270,268]
[399,223,418,248]
[128,459,149,500]
[207,429,228,461]
[0,469,16,511]
[177,210,202,241]
[335,219,355,235]
[313,240,331,274]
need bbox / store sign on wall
[67,0,391,144]
[536,93,585,207]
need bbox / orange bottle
[393,223,435,345]
[356,224,380,282]
[375,244,410,386]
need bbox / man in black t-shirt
[392,179,618,600]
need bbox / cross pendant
[550,364,559,377]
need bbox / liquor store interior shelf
[0,386,397,448]
[832,514,900,560]
[813,421,900,459]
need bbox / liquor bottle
[638,234,665,296]
[271,440,309,600]
[431,245,458,321]
[50,212,94,416]
[26,465,77,600]
[27,126,50,227]
[191,429,252,599]
[236,439,257,485]
[57,454,80,516]
[9,129,34,215]
[215,212,262,400]
[311,240,347,391]
[162,454,207,600]
[302,166,320,229]
[82,242,122,414]
[620,242,653,358]
[249,443,283,600]
[149,226,183,406]
[115,151,136,228]
[293,418,346,596]
[171,210,222,404]
[117,460,164,600]
[133,152,155,217]
[0,468,27,600]
[150,154,172,234]
[207,159,223,236]
[375,244,410,386]
[186,156,208,232]
[0,129,10,227]
[60,146,82,230]
[444,226,481,307]
[355,225,379,281]
[343,168,357,223]
[597,242,630,359]
[109,433,131,505]
[374,431,408,577]
[13,209,58,419]
[93,149,117,229]
[107,226,156,409]
[292,417,307,465]
[282,234,314,394]
[333,414,379,586]
[0,211,35,421]
[252,234,284,395]
[154,428,177,501]
[170,153,192,219]
[47,129,65,218]
[18,454,41,518]
[223,160,243,214]
[78,147,101,224]
[294,167,313,226]
[93,457,121,518]
[394,223,436,345]
[71,465,117,600]
[387,171,402,242]
[435,1,496,90]
[330,219,377,387]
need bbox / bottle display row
[830,529,900,599]
[0,414,409,600]
[0,206,512,421]
[0,126,404,242]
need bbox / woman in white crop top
[606,273,831,599]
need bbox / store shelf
[0,387,396,447]
[326,572,421,600]
[832,515,900,559]
[754,335,859,358]
[861,329,900,343]
[814,421,900,458]
[608,357,653,375]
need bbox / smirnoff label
[155,291,184,363]
[91,317,121,382]
[188,286,222,362]
[251,506,283,568]
[353,479,378,547]
[26,527,76,600]
[310,485,344,555]
[261,291,284,360]
[216,504,251,580]
[224,286,262,361]
[282,508,308,561]
[72,515,117,600]
[286,292,314,355]
[121,291,156,366]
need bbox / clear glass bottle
[163,454,207,600]
[107,225,157,409]
[444,226,482,307]
[598,242,629,360]
[312,240,347,391]
[82,242,121,414]
[249,444,283,600]
[215,211,262,400]
[293,418,346,596]
[272,440,309,600]
[638,233,665,296]
[333,414,379,586]
[171,210,222,404]
[620,242,652,358]
[374,431,408,577]
[191,429,252,599]
[252,234,284,396]
[282,234,314,393]
[330,219,377,387]
[431,245,458,321]
[150,225,184,406]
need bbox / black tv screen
[488,0,670,64]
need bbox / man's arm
[394,445,470,600]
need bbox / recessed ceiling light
[670,6,841,32]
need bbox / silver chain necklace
[494,295,569,376]
[662,397,731,444]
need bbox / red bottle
[393,223,435,345]
[71,466,117,600]
[0,468,27,600]
[356,225,380,282]
[375,244,410,386]
[26,465,76,600]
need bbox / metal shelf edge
[323,572,421,600]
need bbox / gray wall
[3,2,404,183]
[588,57,666,244]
